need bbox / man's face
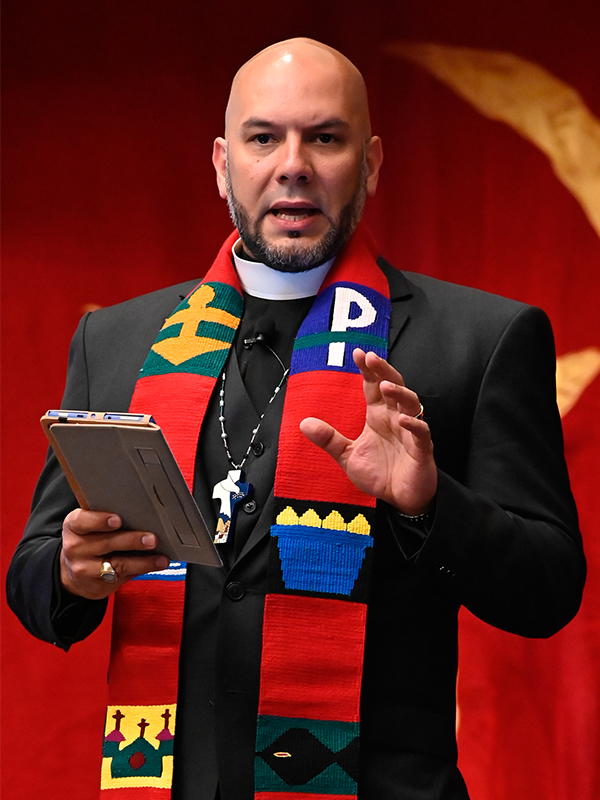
[213,50,382,271]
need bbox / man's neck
[232,239,334,300]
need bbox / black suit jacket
[7,256,585,800]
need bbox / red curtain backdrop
[2,3,599,799]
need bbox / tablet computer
[41,410,222,567]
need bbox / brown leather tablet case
[41,410,222,567]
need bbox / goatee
[225,159,367,273]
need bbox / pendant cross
[212,469,252,544]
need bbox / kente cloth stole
[99,223,391,800]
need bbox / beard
[225,157,368,273]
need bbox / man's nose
[277,138,313,184]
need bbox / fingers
[61,509,170,599]
[65,508,121,538]
[63,509,159,554]
[396,414,435,459]
[353,348,405,388]
[379,380,423,417]
[354,349,422,417]
[299,352,436,513]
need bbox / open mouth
[270,208,321,221]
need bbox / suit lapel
[236,490,275,563]
[377,255,413,353]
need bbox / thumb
[299,417,351,463]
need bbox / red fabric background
[2,2,599,799]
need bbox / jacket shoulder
[379,256,531,323]
[71,279,202,409]
[84,279,201,335]
[378,257,550,343]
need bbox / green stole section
[99,225,391,799]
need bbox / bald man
[8,39,584,800]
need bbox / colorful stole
[99,224,391,799]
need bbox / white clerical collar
[232,239,334,300]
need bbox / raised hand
[299,349,437,515]
[60,509,170,599]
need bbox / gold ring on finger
[100,560,118,583]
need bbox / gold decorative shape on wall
[556,347,600,417]
[386,42,600,238]
[386,42,600,416]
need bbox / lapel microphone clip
[243,317,276,349]
[243,317,286,375]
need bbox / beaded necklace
[212,339,289,544]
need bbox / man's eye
[255,134,272,144]
[318,134,334,143]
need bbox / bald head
[225,38,372,141]
[212,38,383,271]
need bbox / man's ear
[365,136,383,197]
[212,137,228,199]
